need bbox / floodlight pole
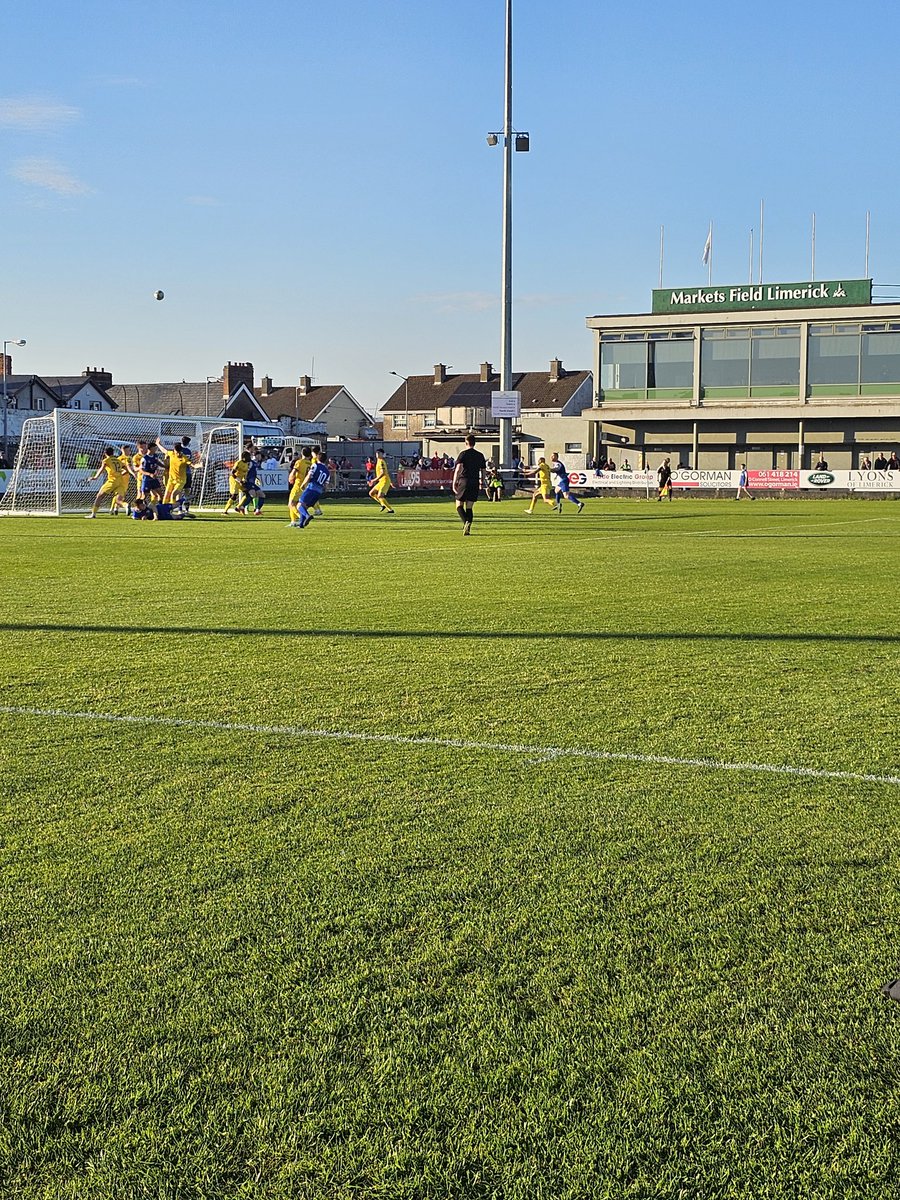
[487,0,527,470]
[499,0,514,470]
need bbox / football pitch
[2,496,900,1199]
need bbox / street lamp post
[390,371,410,466]
[205,374,221,418]
[487,0,528,470]
[389,371,409,438]
[2,338,26,460]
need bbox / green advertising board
[651,278,872,315]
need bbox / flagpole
[865,210,870,277]
[758,199,764,284]
[749,228,754,284]
[707,220,712,285]
[811,212,816,280]
[659,224,664,288]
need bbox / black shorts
[454,482,480,502]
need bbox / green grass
[2,495,900,1198]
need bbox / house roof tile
[380,368,590,413]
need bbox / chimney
[480,362,493,384]
[260,375,273,396]
[298,374,312,395]
[83,367,113,389]
[550,358,564,383]
[434,363,448,385]
[223,361,254,397]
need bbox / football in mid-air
[153,290,165,301]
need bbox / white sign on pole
[491,390,521,418]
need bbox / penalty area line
[1,704,899,789]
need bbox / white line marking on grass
[2,704,899,789]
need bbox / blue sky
[3,0,899,414]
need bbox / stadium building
[585,278,900,469]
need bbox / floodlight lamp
[486,133,499,146]
[515,133,529,152]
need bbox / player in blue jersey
[241,453,267,515]
[139,440,166,514]
[549,452,585,514]
[295,450,331,528]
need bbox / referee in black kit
[452,433,487,536]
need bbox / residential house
[1,359,117,447]
[380,360,593,464]
[257,374,374,441]
[109,362,371,441]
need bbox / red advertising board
[748,470,799,489]
[396,469,454,489]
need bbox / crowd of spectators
[396,453,456,470]
[857,452,900,471]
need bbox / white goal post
[0,408,245,516]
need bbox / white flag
[701,224,712,266]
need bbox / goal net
[195,425,243,511]
[0,409,243,516]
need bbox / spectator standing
[874,451,888,470]
[859,455,872,471]
[889,452,900,471]
[815,453,829,470]
[735,464,755,501]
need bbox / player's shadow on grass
[2,622,898,645]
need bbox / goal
[0,408,244,516]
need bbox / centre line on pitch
[1,704,899,789]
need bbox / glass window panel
[861,332,900,383]
[700,332,749,387]
[807,332,859,386]
[600,341,647,389]
[726,328,750,338]
[648,331,669,340]
[810,324,833,335]
[862,323,887,333]
[776,327,800,336]
[672,330,693,339]
[750,334,800,386]
[649,339,693,389]
[624,332,647,341]
[835,324,861,334]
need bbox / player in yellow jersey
[131,442,148,505]
[524,456,556,513]
[86,446,129,517]
[162,443,188,505]
[224,452,250,514]
[112,444,134,511]
[368,448,394,513]
[287,448,312,526]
